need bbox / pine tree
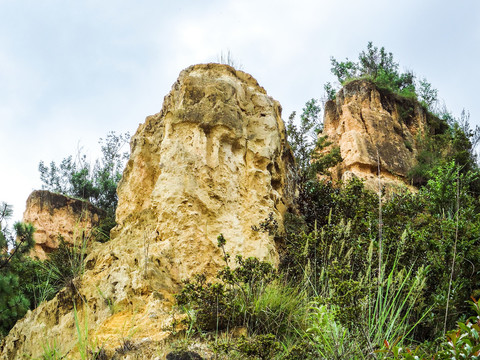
[0,202,35,337]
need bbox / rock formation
[322,79,429,191]
[0,64,295,359]
[22,190,105,260]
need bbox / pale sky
[1,0,479,222]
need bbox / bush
[175,237,309,342]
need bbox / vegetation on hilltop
[0,201,90,340]
[325,42,480,188]
[325,41,429,105]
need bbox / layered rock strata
[322,80,429,191]
[0,64,295,359]
[22,190,105,259]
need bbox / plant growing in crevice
[42,232,88,295]
[37,339,64,360]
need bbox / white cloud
[0,0,479,222]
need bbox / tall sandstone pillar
[0,64,295,358]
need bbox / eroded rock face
[23,190,105,260]
[322,80,429,191]
[113,63,295,283]
[0,64,295,359]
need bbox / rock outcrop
[22,190,105,259]
[322,79,429,191]
[113,63,296,282]
[0,64,295,359]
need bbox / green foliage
[420,161,477,217]
[0,272,30,336]
[282,170,480,342]
[328,42,439,113]
[38,339,64,360]
[437,298,480,359]
[330,42,416,95]
[418,77,438,108]
[358,41,397,79]
[0,202,37,337]
[73,305,107,360]
[408,109,479,188]
[0,202,93,339]
[376,298,480,359]
[306,304,363,359]
[310,136,342,177]
[286,99,342,182]
[38,131,130,241]
[173,168,480,358]
[286,99,322,177]
[330,56,357,84]
[366,263,429,353]
[323,82,336,101]
[0,202,13,250]
[13,256,54,309]
[175,273,233,332]
[215,334,281,360]
[175,237,310,342]
[1,219,35,271]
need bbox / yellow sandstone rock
[322,79,429,192]
[22,190,105,260]
[0,64,295,359]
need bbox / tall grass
[307,304,365,359]
[38,339,64,360]
[74,304,89,360]
[365,263,429,356]
[73,304,105,360]
[235,279,310,340]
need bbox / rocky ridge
[0,64,295,359]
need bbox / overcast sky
[1,0,479,222]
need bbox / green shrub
[328,42,424,107]
[215,334,281,360]
[175,237,310,342]
[437,298,480,359]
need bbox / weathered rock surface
[322,80,429,191]
[22,190,105,259]
[0,64,295,359]
[113,62,295,282]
